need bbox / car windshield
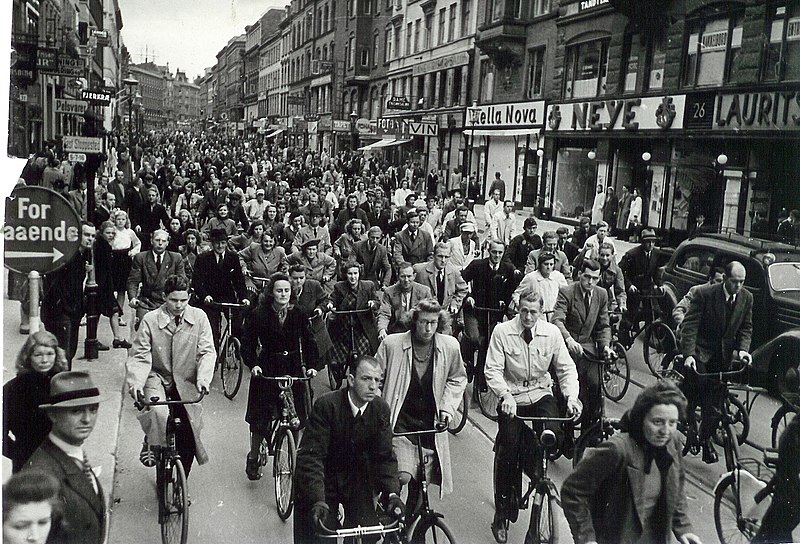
[768,263,800,292]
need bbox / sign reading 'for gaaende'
[3,186,82,275]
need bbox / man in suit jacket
[138,185,170,251]
[392,211,433,267]
[378,262,432,338]
[68,178,88,219]
[413,242,468,314]
[556,227,581,267]
[107,170,127,206]
[128,229,187,327]
[525,231,571,276]
[287,264,333,364]
[192,228,250,347]
[504,217,543,271]
[680,261,753,463]
[354,227,392,287]
[197,177,228,220]
[618,228,664,342]
[552,259,614,434]
[294,356,403,543]
[488,201,517,246]
[25,372,106,544]
[448,221,479,271]
[460,240,520,382]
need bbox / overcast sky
[118,0,284,80]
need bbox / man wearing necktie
[25,372,106,544]
[378,262,432,339]
[392,210,434,267]
[552,259,614,439]
[485,290,581,544]
[618,228,664,344]
[680,261,753,463]
[412,242,468,319]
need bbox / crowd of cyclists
[6,128,799,544]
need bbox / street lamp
[466,100,480,186]
[349,109,359,151]
[133,92,142,146]
[122,77,139,145]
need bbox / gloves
[311,501,330,530]
[386,494,406,521]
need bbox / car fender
[752,327,800,394]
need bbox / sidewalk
[472,204,637,261]
[2,281,128,521]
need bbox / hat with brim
[640,228,660,241]
[460,221,475,232]
[39,371,103,409]
[301,238,321,250]
[209,228,228,243]
[309,205,323,216]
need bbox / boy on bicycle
[485,289,581,544]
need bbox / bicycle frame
[515,416,574,508]
[207,301,248,350]
[330,306,374,367]
[316,518,401,543]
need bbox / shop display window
[683,9,744,87]
[553,147,596,219]
[563,39,609,99]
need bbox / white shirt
[347,390,367,417]
[48,433,99,493]
[512,270,568,316]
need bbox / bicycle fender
[713,470,736,495]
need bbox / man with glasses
[552,259,614,438]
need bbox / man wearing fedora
[128,274,215,473]
[619,228,664,344]
[192,227,249,348]
[25,371,105,544]
[293,205,333,255]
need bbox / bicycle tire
[327,362,344,391]
[220,337,244,400]
[449,389,470,435]
[477,387,499,421]
[273,427,296,521]
[771,403,793,449]
[572,424,604,469]
[416,515,457,544]
[602,342,630,402]
[160,458,189,544]
[713,394,750,447]
[714,472,752,544]
[643,321,677,377]
[530,489,558,544]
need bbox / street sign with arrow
[3,186,82,275]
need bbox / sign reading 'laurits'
[464,101,546,129]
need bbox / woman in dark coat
[602,186,619,233]
[2,330,68,472]
[327,262,381,367]
[562,381,701,544]
[241,273,318,481]
[97,221,129,348]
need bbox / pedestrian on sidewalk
[3,330,69,472]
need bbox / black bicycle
[327,306,374,391]
[207,300,249,399]
[466,301,507,422]
[135,390,208,544]
[493,415,574,544]
[621,291,677,377]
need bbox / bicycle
[493,415,574,544]
[601,310,630,402]
[571,350,622,468]
[620,291,677,377]
[770,392,799,448]
[316,515,401,544]
[134,390,208,544]
[466,301,507,422]
[393,423,457,543]
[254,368,314,520]
[327,306,374,391]
[207,300,249,399]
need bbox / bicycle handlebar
[255,373,314,388]
[393,422,448,437]
[330,307,375,315]
[514,416,574,423]
[315,519,401,538]
[581,351,617,365]
[207,300,249,310]
[472,302,507,312]
[135,389,208,409]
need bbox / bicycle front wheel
[273,427,297,520]
[220,337,244,400]
[771,403,793,449]
[160,458,189,544]
[602,342,630,402]
[449,388,470,435]
[572,423,605,469]
[714,473,751,544]
[530,489,558,544]
[713,394,750,447]
[415,515,457,544]
[327,362,344,391]
[643,322,677,377]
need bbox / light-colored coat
[447,236,478,270]
[126,305,216,464]
[376,332,467,498]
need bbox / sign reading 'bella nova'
[464,101,546,129]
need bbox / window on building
[364,0,371,15]
[439,71,447,107]
[526,47,545,98]
[439,8,447,44]
[406,22,413,56]
[452,66,463,105]
[416,76,425,107]
[373,32,379,66]
[385,27,393,61]
[460,0,471,37]
[488,0,503,23]
[622,32,642,93]
[449,4,456,41]
[425,13,434,49]
[331,1,336,29]
[764,2,800,81]
[563,39,610,98]
[361,48,369,66]
[394,25,401,58]
[345,41,351,68]
[480,60,495,101]
[414,19,421,52]
[644,32,667,90]
[532,0,550,17]
[683,9,744,87]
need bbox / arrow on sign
[6,248,65,263]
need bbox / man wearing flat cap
[619,228,664,344]
[293,204,333,255]
[448,221,479,271]
[288,238,338,295]
[25,372,106,544]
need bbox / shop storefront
[464,100,545,205]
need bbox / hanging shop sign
[578,0,609,12]
[54,98,89,115]
[81,89,112,105]
[545,94,686,132]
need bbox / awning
[357,140,385,151]
[265,128,285,138]
[465,128,540,137]
[359,138,412,150]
